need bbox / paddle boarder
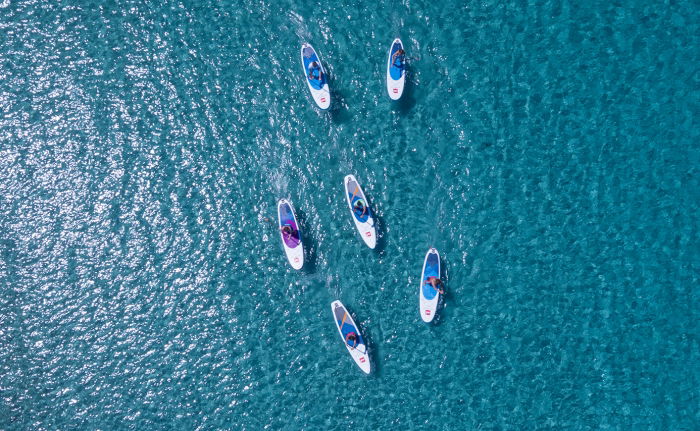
[281,224,297,240]
[308,61,322,81]
[345,332,358,349]
[353,199,368,218]
[426,276,444,294]
[391,48,405,68]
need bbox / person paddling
[281,225,296,239]
[345,332,358,349]
[426,276,444,294]
[353,199,368,218]
[308,61,322,81]
[392,48,406,68]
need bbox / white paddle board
[419,248,441,322]
[343,175,376,249]
[300,43,331,109]
[331,300,371,374]
[386,38,406,100]
[277,199,304,270]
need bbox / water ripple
[1,0,698,430]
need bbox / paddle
[352,343,368,354]
[349,185,359,202]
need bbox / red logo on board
[393,88,398,93]
[425,310,431,315]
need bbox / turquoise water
[1,0,698,429]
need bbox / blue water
[1,0,698,429]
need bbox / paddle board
[277,199,304,270]
[419,248,441,322]
[386,38,406,100]
[300,43,331,110]
[343,174,376,249]
[331,300,371,374]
